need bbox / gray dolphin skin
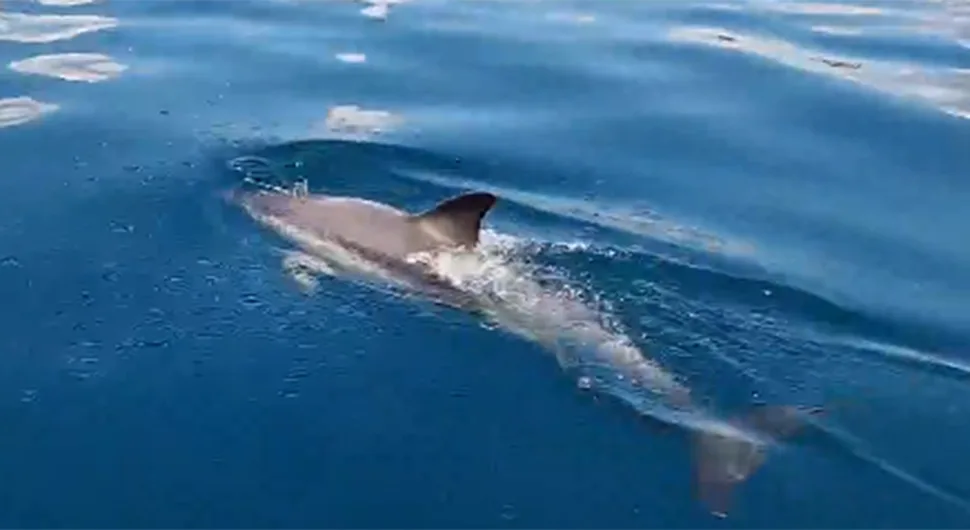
[232,186,821,517]
[235,188,497,309]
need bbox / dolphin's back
[241,190,498,259]
[257,195,427,258]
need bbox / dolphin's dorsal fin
[413,192,497,248]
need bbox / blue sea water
[2,0,970,526]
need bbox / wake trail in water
[815,421,970,515]
[405,230,777,441]
[244,180,757,441]
[409,227,970,514]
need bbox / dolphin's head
[233,189,302,217]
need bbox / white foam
[0,12,118,43]
[406,230,693,403]
[407,235,773,441]
[9,53,126,82]
[0,96,58,129]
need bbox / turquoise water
[2,0,970,526]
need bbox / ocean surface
[2,0,969,527]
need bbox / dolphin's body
[236,189,495,307]
[233,186,820,517]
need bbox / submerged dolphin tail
[692,405,824,518]
[412,191,498,248]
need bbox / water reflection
[10,53,126,82]
[314,104,403,138]
[335,52,367,64]
[0,12,117,43]
[669,26,970,120]
[917,0,970,48]
[544,12,597,24]
[755,2,885,16]
[358,0,409,20]
[35,0,100,5]
[0,96,58,129]
[1,1,122,123]
[809,25,863,36]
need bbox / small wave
[0,12,118,43]
[815,421,970,515]
[395,167,757,260]
[824,335,970,381]
[0,96,58,129]
[9,53,126,83]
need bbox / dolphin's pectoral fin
[412,191,497,248]
[281,250,337,294]
[692,405,824,518]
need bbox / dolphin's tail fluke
[691,405,824,518]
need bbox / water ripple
[668,25,970,119]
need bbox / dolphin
[231,185,822,517]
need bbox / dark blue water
[2,0,970,526]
